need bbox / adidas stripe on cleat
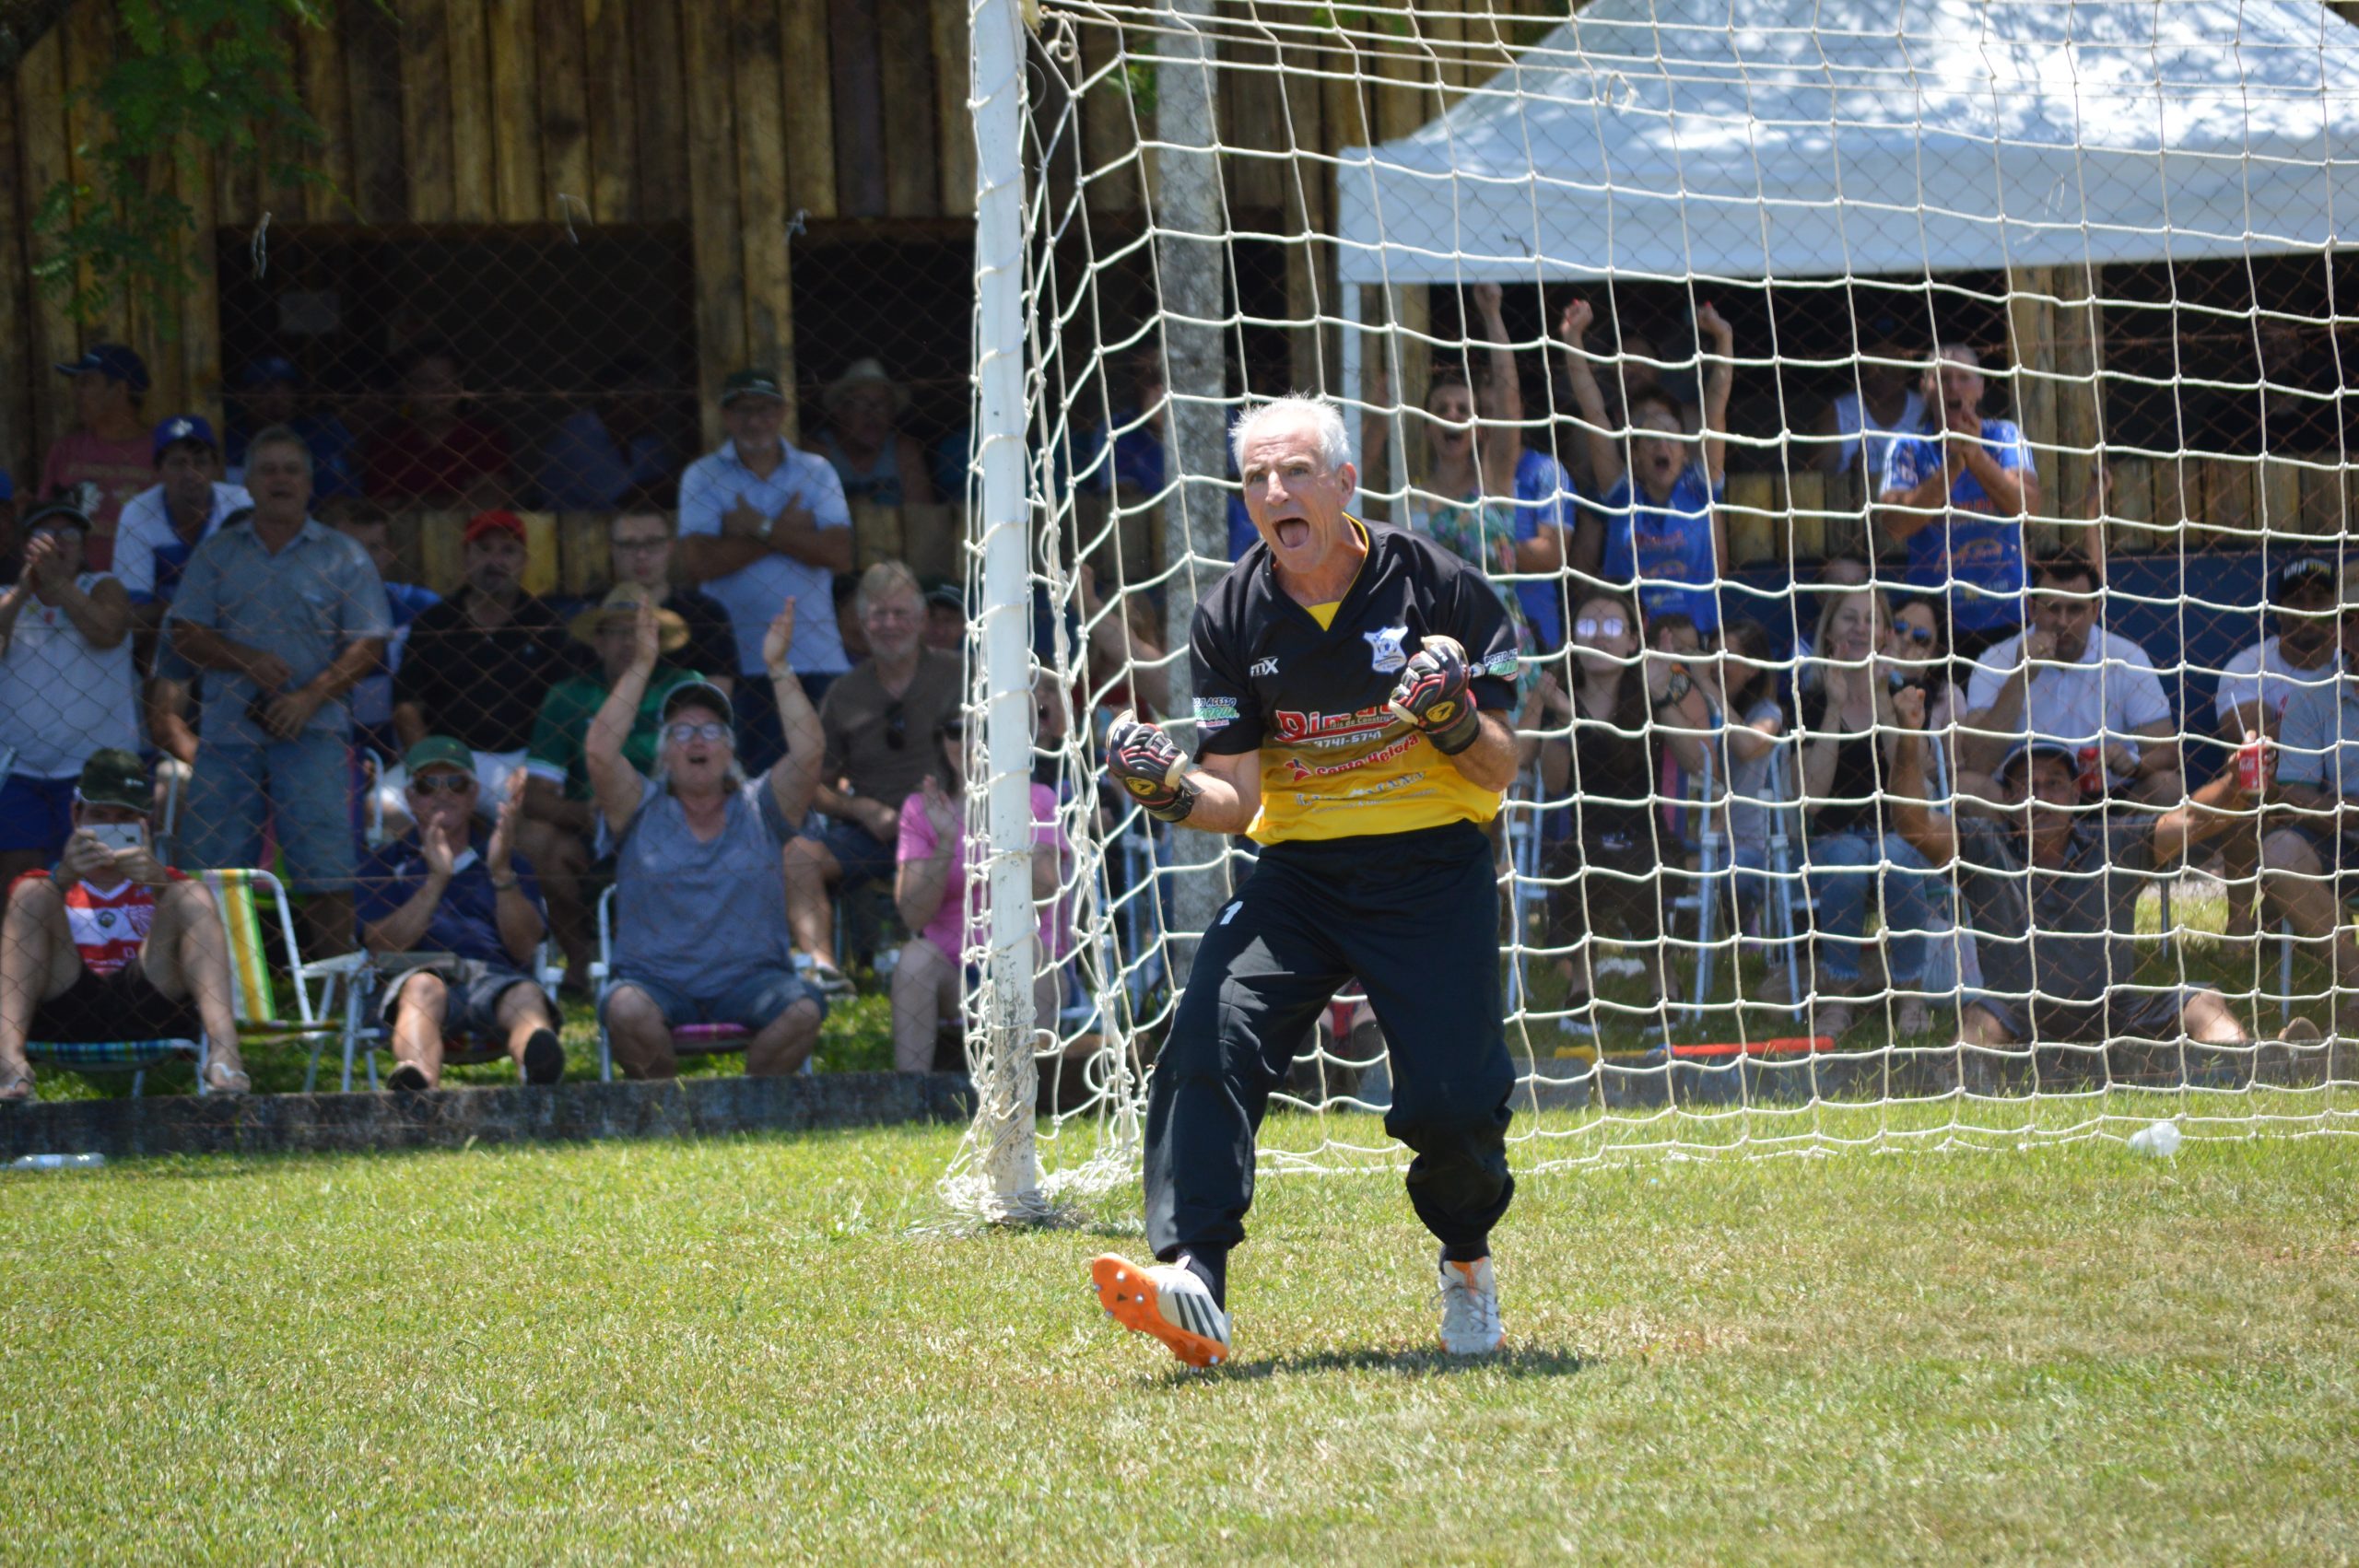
[1089,1254,1232,1368]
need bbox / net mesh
[940,0,2359,1208]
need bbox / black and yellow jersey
[1190,517,1520,844]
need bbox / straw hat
[822,357,910,417]
[569,581,687,652]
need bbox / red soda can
[2236,735,2265,790]
[2076,745,2104,795]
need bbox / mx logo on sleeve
[1365,625,1409,673]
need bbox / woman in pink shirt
[892,712,1068,1073]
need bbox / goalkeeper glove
[1387,635,1481,755]
[1106,709,1195,823]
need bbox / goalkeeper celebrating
[1091,393,1524,1366]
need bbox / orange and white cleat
[1438,1256,1504,1355]
[1090,1254,1231,1368]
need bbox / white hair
[1228,394,1350,475]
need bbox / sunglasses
[1574,616,1628,639]
[664,721,731,745]
[408,774,476,797]
[1895,624,1935,646]
[885,701,909,751]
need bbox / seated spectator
[1071,342,1257,560]
[602,497,738,696]
[366,341,511,509]
[678,367,855,773]
[784,562,962,989]
[334,509,440,765]
[816,358,938,508]
[1893,697,2254,1091]
[1873,345,2040,659]
[0,501,137,883]
[2259,579,2359,1025]
[42,344,154,566]
[591,600,826,1078]
[0,750,251,1101]
[166,426,390,957]
[534,358,673,511]
[836,572,871,662]
[1074,558,1171,720]
[893,713,1065,1071]
[1560,298,1733,636]
[2215,557,2341,941]
[225,356,358,500]
[1686,620,1796,942]
[1813,321,1926,480]
[114,416,252,626]
[392,510,570,805]
[1960,550,2181,808]
[923,581,965,653]
[356,741,562,1090]
[1790,554,1869,667]
[523,584,714,987]
[1794,584,1936,1036]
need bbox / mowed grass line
[5,1124,2356,1563]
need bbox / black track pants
[1144,820,1516,1259]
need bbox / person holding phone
[0,749,251,1102]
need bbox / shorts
[381,956,544,1038]
[598,965,826,1032]
[1542,829,1664,948]
[0,772,77,856]
[816,815,898,891]
[181,732,357,892]
[29,964,202,1045]
[1965,985,2201,1047]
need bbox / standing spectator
[391,510,570,804]
[225,356,358,500]
[1873,345,2040,657]
[677,367,855,774]
[600,497,738,696]
[0,750,252,1102]
[166,426,390,957]
[366,341,511,509]
[41,344,154,566]
[816,358,938,508]
[922,581,966,653]
[1814,322,1927,480]
[783,562,962,990]
[334,509,440,765]
[356,743,563,1091]
[592,601,827,1078]
[892,713,1065,1071]
[2215,557,2341,942]
[113,416,251,627]
[1073,344,1259,561]
[534,358,674,511]
[0,502,137,883]
[1560,298,1735,636]
[1959,551,2181,807]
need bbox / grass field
[7,1116,2357,1562]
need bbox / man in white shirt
[2212,557,2341,941]
[112,415,251,623]
[1960,549,2181,806]
[677,368,856,775]
[2260,577,2359,1036]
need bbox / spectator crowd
[2,305,2354,1104]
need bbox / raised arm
[1889,685,1958,867]
[1469,283,1524,498]
[760,600,825,823]
[1556,298,1624,497]
[1696,302,1734,486]
[585,601,663,840]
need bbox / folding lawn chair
[591,887,813,1081]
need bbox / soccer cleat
[1090,1254,1231,1368]
[1437,1256,1504,1355]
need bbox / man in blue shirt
[1874,345,2040,657]
[1560,298,1733,635]
[357,736,563,1090]
[1072,345,1258,564]
[224,357,358,501]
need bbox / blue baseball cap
[1996,738,2083,790]
[53,342,150,392]
[239,355,301,390]
[151,414,219,464]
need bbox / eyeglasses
[1574,616,1628,639]
[663,721,731,745]
[884,702,909,751]
[1895,625,1936,646]
[408,774,476,797]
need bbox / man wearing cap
[1960,549,2182,807]
[522,583,712,985]
[2259,578,2359,1031]
[226,356,357,500]
[0,749,252,1102]
[166,425,391,956]
[41,344,155,564]
[392,509,570,807]
[677,367,855,774]
[355,740,563,1090]
[1893,686,2253,1091]
[2212,557,2341,942]
[113,415,252,627]
[816,358,937,509]
[0,501,137,883]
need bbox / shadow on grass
[1169,1343,1588,1383]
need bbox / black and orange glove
[1386,635,1480,755]
[1106,709,1195,823]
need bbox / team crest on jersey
[1365,625,1409,673]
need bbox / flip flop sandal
[202,1063,252,1096]
[0,1072,33,1104]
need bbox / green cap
[76,748,150,812]
[720,368,786,406]
[402,735,477,778]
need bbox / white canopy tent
[1333,0,2359,287]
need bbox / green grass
[6,1118,2357,1562]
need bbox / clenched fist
[1105,709,1194,823]
[1387,635,1481,755]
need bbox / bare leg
[604,983,678,1080]
[139,879,248,1082]
[518,821,591,980]
[892,935,957,1071]
[498,982,561,1067]
[783,836,842,968]
[1939,1000,2017,1094]
[389,971,452,1087]
[745,998,822,1077]
[2258,829,2359,1013]
[2182,988,2247,1047]
[2219,822,2261,942]
[0,878,86,1096]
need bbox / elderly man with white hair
[1086,392,1525,1369]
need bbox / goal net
[941,0,2359,1217]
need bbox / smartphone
[84,822,147,854]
